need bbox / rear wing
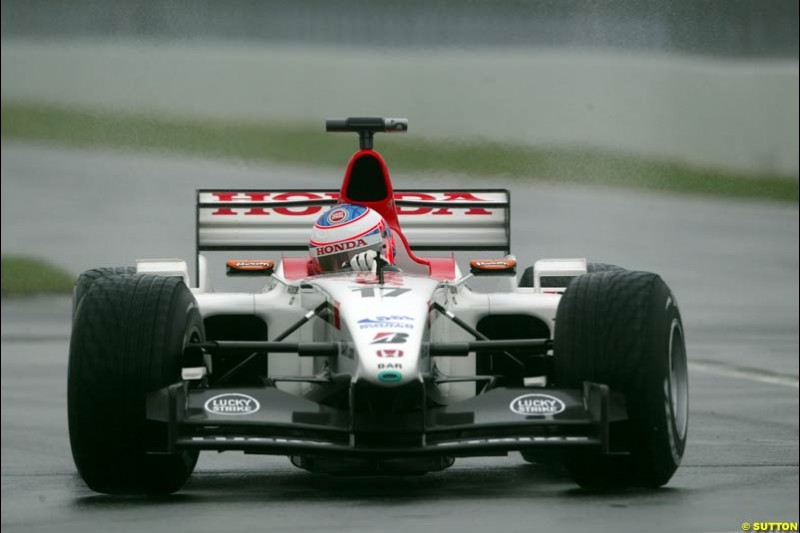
[197,189,510,255]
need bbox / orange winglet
[226,259,275,276]
[469,258,517,275]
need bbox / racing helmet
[309,204,396,272]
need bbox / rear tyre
[553,270,688,488]
[68,275,202,495]
[518,262,623,288]
[72,266,136,319]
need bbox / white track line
[689,361,799,389]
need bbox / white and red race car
[68,118,688,494]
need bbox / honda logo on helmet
[315,238,368,256]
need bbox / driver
[309,204,396,273]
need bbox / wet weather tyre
[519,261,626,465]
[72,266,136,319]
[68,274,203,495]
[519,263,625,463]
[518,262,624,288]
[553,270,688,488]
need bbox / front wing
[147,383,627,458]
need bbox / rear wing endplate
[196,189,510,255]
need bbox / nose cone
[313,274,438,387]
[350,306,427,387]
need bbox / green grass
[1,102,797,202]
[1,256,75,297]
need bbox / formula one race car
[68,117,688,495]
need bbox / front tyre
[554,270,688,488]
[519,261,625,465]
[68,275,203,495]
[72,266,136,320]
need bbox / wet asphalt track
[1,142,798,532]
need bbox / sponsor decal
[509,394,565,416]
[376,349,404,358]
[351,273,405,287]
[358,322,414,329]
[378,370,403,383]
[395,192,493,216]
[204,393,261,416]
[378,363,403,370]
[226,259,275,274]
[360,315,414,323]
[370,332,409,344]
[360,323,413,329]
[315,238,368,256]
[358,315,415,330]
[208,191,498,217]
[229,260,273,269]
[209,192,336,216]
[469,258,517,271]
[327,208,348,224]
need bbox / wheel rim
[668,319,689,441]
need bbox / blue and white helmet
[309,204,395,273]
